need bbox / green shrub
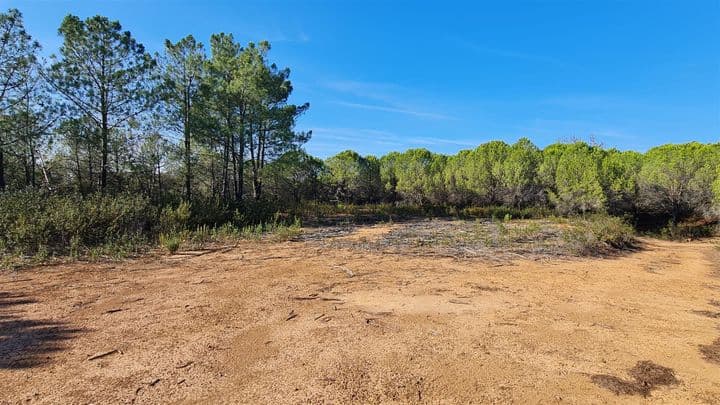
[270,217,302,242]
[159,233,182,254]
[659,220,719,240]
[0,190,154,256]
[159,201,191,233]
[562,214,636,255]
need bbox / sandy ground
[1,223,720,404]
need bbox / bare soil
[1,221,720,404]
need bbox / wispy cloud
[310,127,406,147]
[307,126,475,152]
[335,101,455,120]
[450,37,565,67]
[322,79,455,121]
[409,137,476,147]
[324,80,401,103]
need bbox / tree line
[0,9,308,204]
[324,141,720,225]
[1,8,718,234]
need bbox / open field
[1,219,720,404]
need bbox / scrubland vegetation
[0,8,718,267]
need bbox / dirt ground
[1,222,720,404]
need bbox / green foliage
[159,201,191,233]
[159,35,205,200]
[447,141,509,205]
[711,157,720,215]
[638,142,718,221]
[600,149,643,214]
[263,150,325,205]
[159,233,182,254]
[501,138,542,207]
[391,148,446,204]
[267,217,302,242]
[0,190,153,256]
[562,214,636,254]
[49,14,157,191]
[0,8,40,111]
[324,150,381,203]
[551,143,606,214]
[538,143,571,193]
[658,219,719,240]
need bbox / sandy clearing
[1,226,719,404]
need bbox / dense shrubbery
[0,191,154,256]
[0,191,301,260]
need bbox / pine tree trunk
[101,105,109,191]
[0,146,5,191]
[237,110,246,203]
[184,94,192,201]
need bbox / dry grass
[302,216,636,262]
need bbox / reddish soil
[1,224,719,404]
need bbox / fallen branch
[88,349,118,361]
[286,310,298,321]
[293,296,319,301]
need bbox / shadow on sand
[0,291,83,369]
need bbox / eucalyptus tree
[0,8,40,190]
[159,35,205,200]
[48,14,157,191]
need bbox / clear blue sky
[7,0,720,158]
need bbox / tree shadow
[0,291,83,369]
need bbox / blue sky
[7,0,720,158]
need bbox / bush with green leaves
[159,233,181,254]
[0,190,154,256]
[562,214,636,255]
[159,201,191,233]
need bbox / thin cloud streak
[335,101,455,120]
[450,36,566,67]
[410,137,476,147]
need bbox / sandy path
[1,230,719,404]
